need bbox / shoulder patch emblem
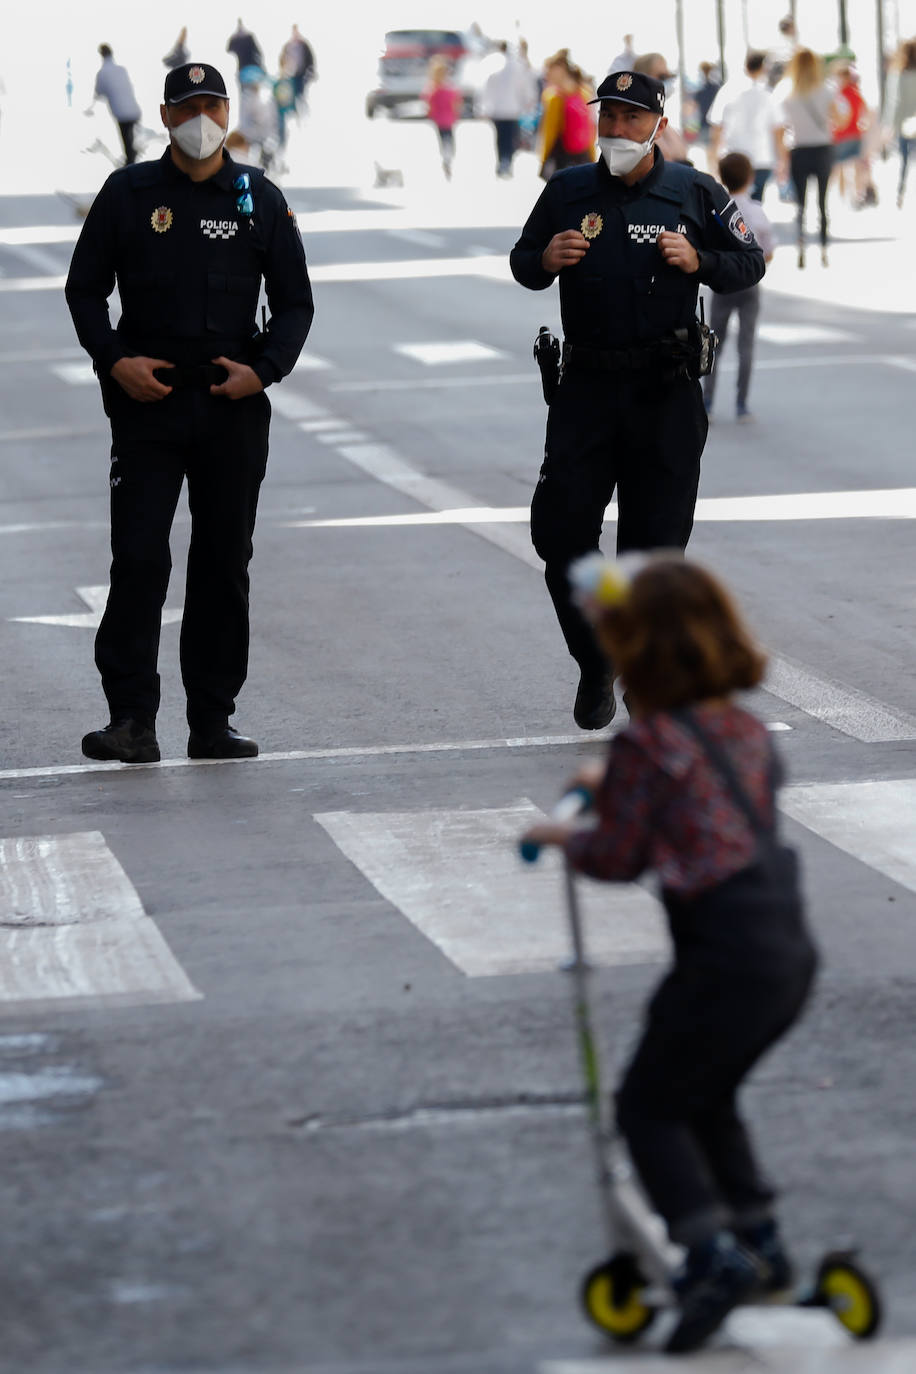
[580,211,603,239]
[616,74,633,92]
[728,207,755,244]
[188,66,206,84]
[150,206,173,233]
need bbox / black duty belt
[152,363,229,390]
[563,342,672,372]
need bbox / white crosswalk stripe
[395,340,506,365]
[781,779,916,892]
[757,323,859,345]
[315,802,667,975]
[0,832,200,1007]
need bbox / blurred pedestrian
[634,52,689,162]
[425,56,462,180]
[888,39,916,208]
[537,50,595,181]
[521,552,817,1356]
[163,27,189,71]
[608,35,636,75]
[767,13,799,89]
[280,25,316,111]
[87,45,142,166]
[510,70,764,729]
[707,51,779,199]
[775,48,838,267]
[226,19,264,74]
[692,61,721,148]
[830,63,876,208]
[480,41,535,178]
[237,64,277,169]
[703,152,775,424]
[65,61,313,764]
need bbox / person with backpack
[510,70,764,732]
[538,51,596,179]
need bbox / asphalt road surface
[1,130,916,1373]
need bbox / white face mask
[170,112,226,161]
[599,117,662,178]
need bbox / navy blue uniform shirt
[510,150,765,349]
[66,148,314,386]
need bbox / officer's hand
[209,357,264,400]
[542,230,590,274]
[110,356,174,402]
[657,232,700,275]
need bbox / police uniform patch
[200,218,238,240]
[616,74,633,91]
[188,66,206,84]
[151,206,173,233]
[727,207,754,244]
[580,211,603,240]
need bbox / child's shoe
[666,1231,760,1354]
[736,402,752,423]
[735,1217,795,1295]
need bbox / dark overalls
[66,150,313,734]
[510,152,765,680]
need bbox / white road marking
[6,242,69,277]
[758,323,858,345]
[315,802,668,975]
[1,518,107,535]
[0,425,106,444]
[884,355,916,374]
[388,227,446,249]
[394,340,506,366]
[267,390,327,421]
[0,831,200,1007]
[287,487,916,528]
[329,373,531,392]
[298,418,348,431]
[315,429,368,445]
[292,352,332,371]
[51,362,95,386]
[768,659,916,743]
[781,779,916,889]
[10,585,182,630]
[0,726,788,784]
[0,274,66,293]
[0,347,84,364]
[0,225,79,245]
[308,255,510,284]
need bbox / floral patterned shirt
[564,702,779,897]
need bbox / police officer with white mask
[511,71,764,729]
[66,63,313,763]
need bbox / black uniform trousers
[97,384,270,734]
[615,874,817,1247]
[530,364,707,677]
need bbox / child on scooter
[521,553,818,1353]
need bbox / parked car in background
[365,28,487,118]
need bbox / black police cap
[164,63,228,105]
[588,71,665,113]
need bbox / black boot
[735,1217,795,1294]
[187,725,258,759]
[666,1231,760,1354]
[81,717,160,764]
[573,670,616,730]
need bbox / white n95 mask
[599,117,661,178]
[171,113,226,161]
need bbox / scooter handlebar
[519,785,593,863]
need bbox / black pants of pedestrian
[530,366,707,677]
[616,956,813,1246]
[704,285,760,412]
[118,120,137,165]
[493,118,518,173]
[97,385,270,734]
[790,144,833,247]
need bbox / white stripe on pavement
[50,362,96,386]
[308,255,510,284]
[757,323,859,345]
[781,779,916,891]
[767,659,916,743]
[394,340,506,365]
[0,726,788,785]
[291,488,916,528]
[315,802,667,975]
[0,274,66,293]
[0,832,200,1007]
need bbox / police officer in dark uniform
[66,62,314,763]
[510,71,764,729]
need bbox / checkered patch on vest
[200,218,238,240]
[628,222,688,244]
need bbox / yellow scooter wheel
[580,1256,657,1342]
[816,1254,882,1340]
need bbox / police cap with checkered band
[588,71,665,113]
[163,63,228,105]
